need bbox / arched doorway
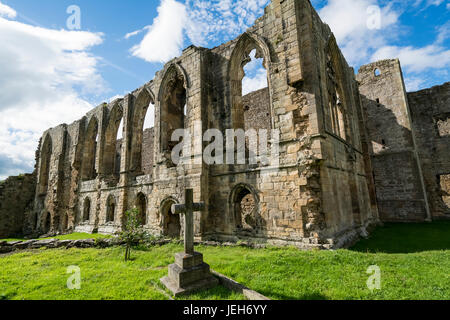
[106,196,116,223]
[231,184,258,230]
[161,199,181,238]
[136,193,147,226]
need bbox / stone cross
[171,189,205,255]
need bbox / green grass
[0,245,244,300]
[1,232,112,242]
[1,223,449,300]
[351,221,450,253]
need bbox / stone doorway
[161,199,181,238]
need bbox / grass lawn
[1,222,449,300]
[1,232,112,242]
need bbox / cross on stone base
[160,189,218,297]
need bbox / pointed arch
[325,35,349,140]
[160,197,181,238]
[83,197,91,222]
[130,87,155,174]
[102,102,124,176]
[106,195,116,223]
[228,32,273,130]
[229,183,260,230]
[81,116,99,180]
[158,64,187,158]
[38,133,52,194]
[42,211,51,234]
[135,192,147,225]
[157,63,190,102]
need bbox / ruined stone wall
[309,8,379,244]
[13,0,377,249]
[0,174,36,238]
[243,88,271,132]
[357,59,430,222]
[407,82,450,218]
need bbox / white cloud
[242,50,267,95]
[0,11,105,179]
[318,0,399,66]
[185,0,270,46]
[0,2,16,19]
[124,27,149,40]
[436,21,450,44]
[372,44,450,73]
[128,0,270,63]
[130,0,187,63]
[242,68,267,95]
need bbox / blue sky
[0,0,448,179]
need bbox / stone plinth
[160,252,218,297]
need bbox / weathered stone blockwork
[0,174,36,238]
[357,61,449,222]
[407,82,450,218]
[1,0,448,246]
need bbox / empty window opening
[437,117,450,137]
[114,118,124,176]
[83,198,91,222]
[106,196,116,223]
[136,193,147,226]
[160,67,186,161]
[103,103,124,178]
[326,48,347,140]
[230,38,272,166]
[81,117,99,180]
[232,185,257,230]
[374,68,381,77]
[438,174,450,212]
[141,103,155,175]
[38,134,52,194]
[130,88,155,175]
[43,212,51,234]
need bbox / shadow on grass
[351,221,450,253]
[181,285,245,300]
[262,291,328,301]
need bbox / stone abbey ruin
[0,0,449,249]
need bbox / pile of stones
[0,238,271,255]
[0,238,117,254]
